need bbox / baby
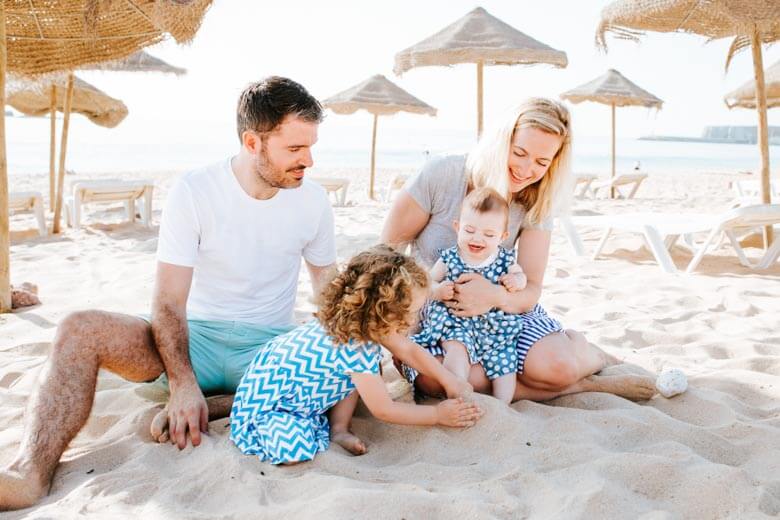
[413,187,526,403]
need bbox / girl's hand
[435,398,483,428]
[433,281,455,301]
[443,377,473,399]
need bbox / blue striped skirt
[401,304,563,384]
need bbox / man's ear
[241,130,262,154]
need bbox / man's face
[253,115,319,189]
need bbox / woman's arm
[448,229,551,316]
[379,191,431,250]
[350,373,481,427]
[382,332,472,398]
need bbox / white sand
[2,165,779,519]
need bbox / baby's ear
[501,230,509,240]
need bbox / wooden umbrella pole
[0,3,11,312]
[750,28,772,247]
[369,113,378,199]
[477,61,484,139]
[52,73,74,234]
[610,103,616,199]
[49,84,57,211]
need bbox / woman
[381,98,656,402]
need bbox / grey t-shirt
[405,154,551,268]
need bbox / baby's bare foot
[331,430,367,456]
[584,374,657,401]
[150,407,170,443]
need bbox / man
[0,77,336,511]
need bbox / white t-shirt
[156,158,336,326]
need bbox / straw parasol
[394,6,568,138]
[83,50,187,75]
[597,0,780,244]
[8,75,128,208]
[725,59,780,109]
[0,0,213,312]
[561,68,663,198]
[322,74,436,199]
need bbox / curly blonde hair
[317,245,429,345]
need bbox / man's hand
[167,382,209,449]
[446,273,503,317]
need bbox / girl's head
[466,97,572,226]
[317,245,429,344]
[455,187,509,264]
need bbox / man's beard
[254,148,305,189]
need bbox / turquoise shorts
[141,316,294,395]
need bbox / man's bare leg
[328,392,366,456]
[151,395,234,444]
[0,311,165,511]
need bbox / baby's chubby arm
[429,259,455,301]
[500,263,527,292]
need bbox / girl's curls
[317,245,429,345]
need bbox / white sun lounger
[573,173,598,198]
[9,191,47,236]
[311,177,350,206]
[385,174,409,202]
[731,179,780,200]
[568,204,780,273]
[591,173,648,199]
[65,179,154,229]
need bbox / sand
[1,164,779,519]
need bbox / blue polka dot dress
[230,320,382,465]
[411,246,524,381]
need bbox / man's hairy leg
[0,311,164,511]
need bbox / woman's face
[507,127,563,193]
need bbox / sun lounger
[573,173,598,198]
[568,204,780,273]
[591,173,648,199]
[64,179,153,229]
[730,179,780,200]
[9,191,47,236]
[311,177,350,206]
[385,174,408,202]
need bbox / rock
[655,368,688,398]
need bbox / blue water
[5,115,779,179]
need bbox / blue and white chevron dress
[230,320,382,464]
[411,246,524,380]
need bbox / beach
[1,164,779,519]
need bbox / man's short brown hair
[236,76,323,143]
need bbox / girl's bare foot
[330,430,367,456]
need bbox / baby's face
[455,207,507,263]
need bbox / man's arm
[305,261,337,300]
[150,261,208,450]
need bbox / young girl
[410,188,527,404]
[229,245,482,465]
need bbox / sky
[10,0,780,156]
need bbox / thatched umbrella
[84,50,187,75]
[597,0,780,243]
[322,74,436,199]
[561,69,663,198]
[394,6,567,138]
[8,75,129,208]
[0,0,213,312]
[725,59,780,109]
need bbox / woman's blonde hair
[465,97,572,225]
[317,245,429,345]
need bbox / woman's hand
[435,398,483,428]
[446,273,505,317]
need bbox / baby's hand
[435,398,483,428]
[500,265,527,292]
[433,281,455,301]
